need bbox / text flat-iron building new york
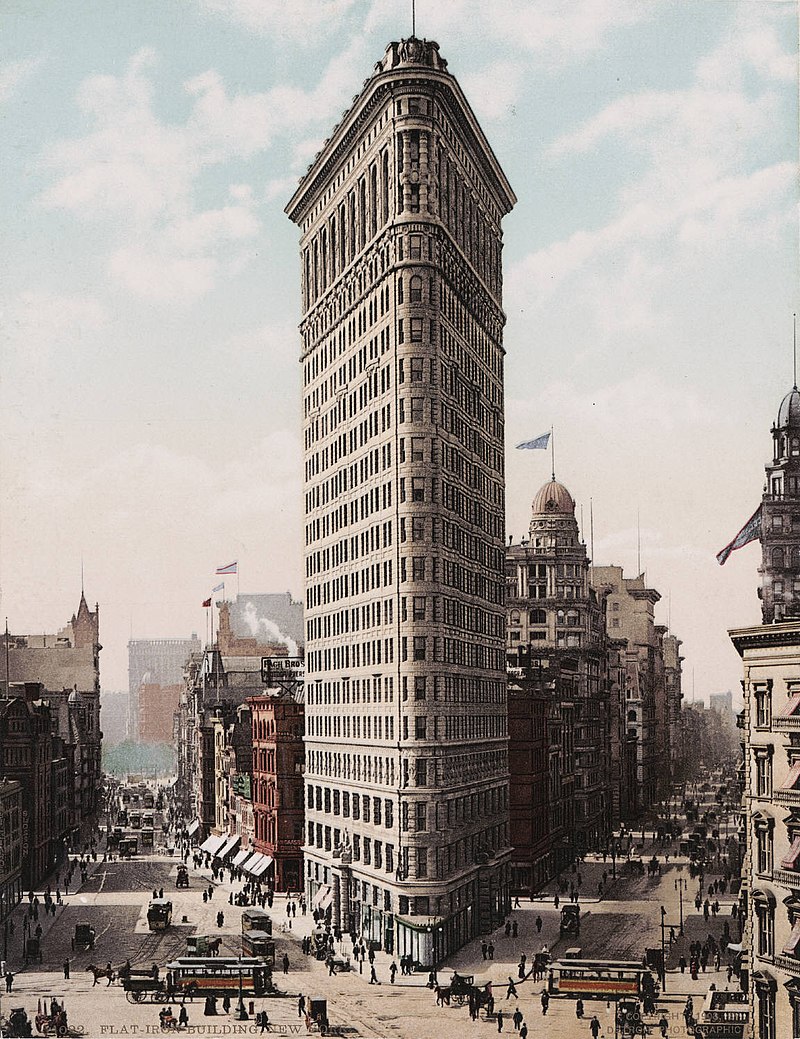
[286,36,516,966]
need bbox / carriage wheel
[131,990,146,1003]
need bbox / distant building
[128,633,200,740]
[710,690,735,719]
[219,594,304,658]
[590,567,663,815]
[99,690,130,745]
[139,682,182,743]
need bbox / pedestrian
[63,959,70,980]
[497,1008,504,1033]
[179,1005,189,1028]
[298,994,305,1018]
[207,885,213,900]
[554,893,559,909]
[540,990,549,1015]
[217,910,224,928]
[590,1015,601,1038]
[512,1007,523,1031]
[390,960,397,983]
[535,915,542,933]
[370,964,378,984]
[519,1023,528,1039]
[658,1013,669,1036]
[488,941,495,960]
[481,940,488,960]
[282,953,289,974]
[505,920,512,938]
[576,998,584,1018]
[514,896,521,908]
[511,919,518,938]
[506,977,517,1000]
[222,994,231,1013]
[5,971,14,992]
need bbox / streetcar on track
[547,959,659,1000]
[147,899,173,930]
[165,957,273,999]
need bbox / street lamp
[234,960,247,1020]
[659,906,667,992]
[674,877,688,936]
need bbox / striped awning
[217,835,241,860]
[232,849,251,868]
[199,834,227,856]
[241,852,266,875]
[313,884,333,909]
[250,854,273,878]
[187,820,200,837]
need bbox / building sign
[232,774,252,800]
[261,657,304,685]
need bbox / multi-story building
[759,384,800,623]
[139,682,182,743]
[286,34,516,963]
[0,779,23,929]
[0,685,57,887]
[732,383,800,1039]
[3,593,103,823]
[128,633,200,740]
[248,690,305,892]
[506,478,611,875]
[507,674,551,894]
[218,595,304,658]
[591,566,662,816]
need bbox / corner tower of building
[286,36,516,964]
[759,385,800,622]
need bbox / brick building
[248,690,305,892]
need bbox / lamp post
[234,960,247,1020]
[674,877,688,935]
[660,906,667,992]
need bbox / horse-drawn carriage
[560,904,581,936]
[186,935,221,957]
[175,865,189,889]
[122,975,166,1004]
[437,971,494,1013]
[0,1007,32,1038]
[35,1001,70,1037]
[72,923,95,951]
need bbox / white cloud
[461,60,524,121]
[0,56,45,104]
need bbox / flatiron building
[286,35,516,964]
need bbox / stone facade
[506,478,611,882]
[0,778,23,929]
[286,35,515,964]
[759,386,800,623]
[128,634,200,741]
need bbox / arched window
[510,610,520,624]
[410,275,423,302]
[791,438,800,457]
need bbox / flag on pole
[212,582,224,594]
[201,597,212,608]
[716,505,762,565]
[516,432,551,450]
[216,561,238,575]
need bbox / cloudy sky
[1,0,797,696]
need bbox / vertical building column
[401,132,412,212]
[419,132,429,213]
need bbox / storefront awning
[780,762,800,792]
[782,919,800,956]
[232,849,251,868]
[241,852,265,875]
[313,884,333,909]
[217,835,240,860]
[250,854,273,878]
[199,834,227,856]
[187,820,200,837]
[781,836,800,870]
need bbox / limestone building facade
[286,35,516,963]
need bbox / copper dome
[777,386,800,429]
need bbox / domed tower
[759,385,800,622]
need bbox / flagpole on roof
[550,426,555,481]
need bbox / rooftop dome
[531,478,575,516]
[777,386,800,429]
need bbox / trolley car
[147,899,173,930]
[165,957,273,999]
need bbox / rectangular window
[416,847,427,878]
[416,759,427,786]
[385,800,394,828]
[414,675,427,700]
[412,557,426,581]
[413,636,427,661]
[412,477,425,502]
[363,838,371,865]
[363,795,370,823]
[415,715,427,740]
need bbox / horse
[435,984,451,1006]
[206,936,222,956]
[86,963,115,986]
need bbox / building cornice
[729,621,800,655]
